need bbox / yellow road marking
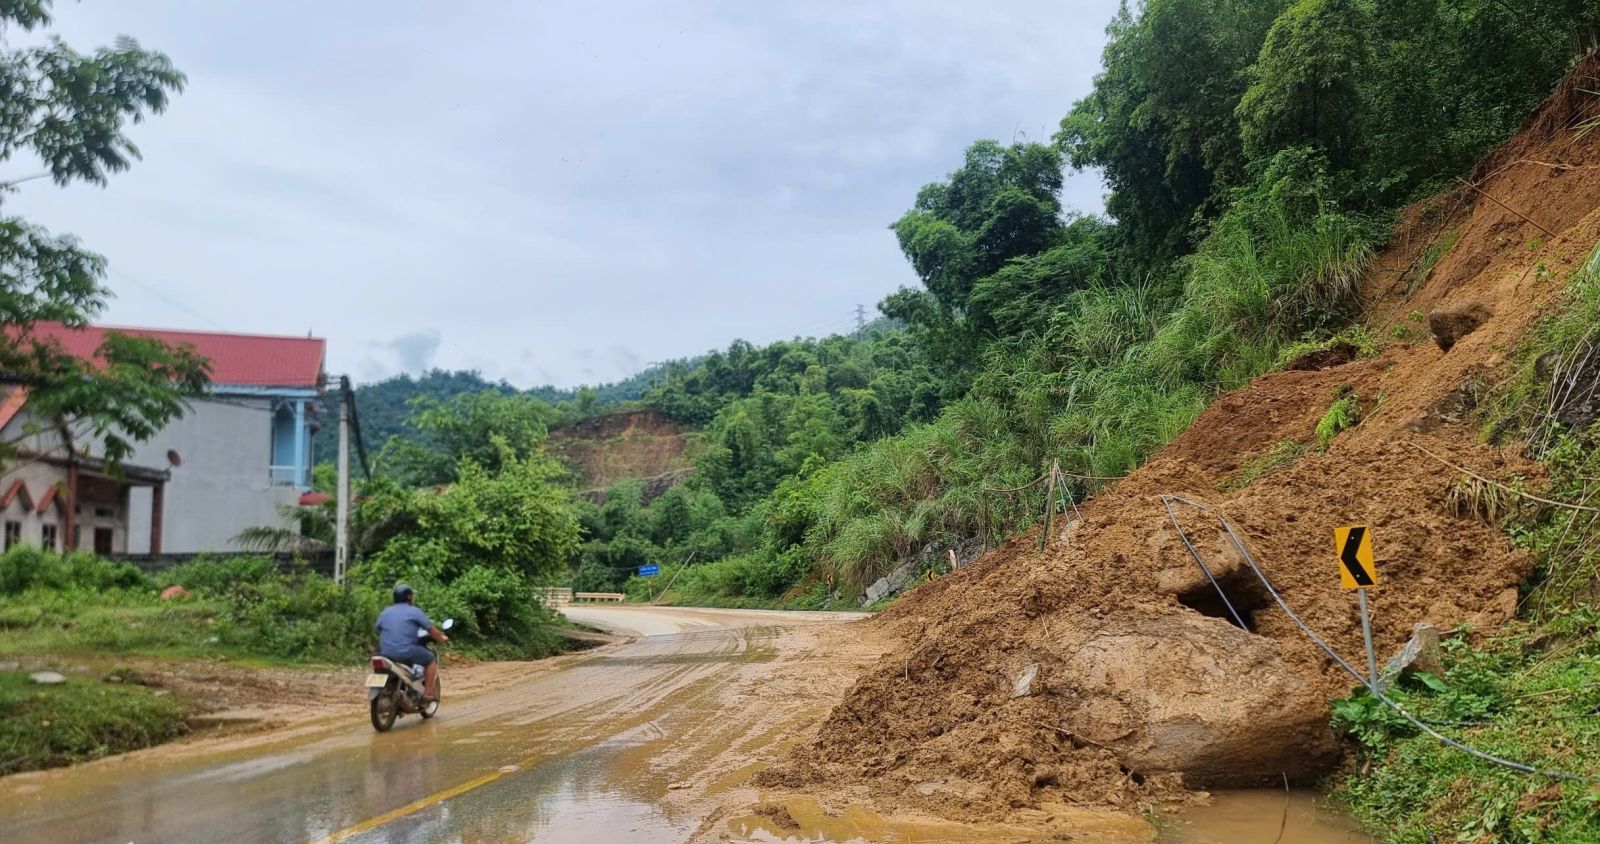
[305,769,504,844]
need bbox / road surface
[0,606,874,844]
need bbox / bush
[0,546,150,595]
[160,556,278,596]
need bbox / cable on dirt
[1405,440,1600,512]
[1159,493,1595,782]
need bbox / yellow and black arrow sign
[1335,525,1377,589]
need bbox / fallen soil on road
[762,52,1600,826]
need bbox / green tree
[1236,0,1371,165]
[0,2,209,467]
[380,390,558,486]
[363,446,580,586]
[884,140,1066,375]
[1057,0,1289,261]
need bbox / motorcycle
[365,618,453,732]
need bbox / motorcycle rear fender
[369,656,426,697]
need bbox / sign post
[638,564,660,602]
[1335,525,1379,688]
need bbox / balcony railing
[269,465,308,487]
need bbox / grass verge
[1332,620,1600,843]
[0,671,190,775]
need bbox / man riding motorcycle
[375,583,448,703]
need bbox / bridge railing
[534,586,573,606]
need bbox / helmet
[393,583,416,604]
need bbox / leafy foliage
[0,3,210,468]
[1334,625,1600,843]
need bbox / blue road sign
[638,564,661,577]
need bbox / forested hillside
[318,361,681,465]
[569,0,1600,609]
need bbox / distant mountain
[315,363,690,465]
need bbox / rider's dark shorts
[382,644,436,668]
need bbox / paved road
[0,606,869,844]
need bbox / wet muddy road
[0,607,874,843]
[1,605,1370,843]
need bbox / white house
[0,323,327,554]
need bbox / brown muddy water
[720,789,1372,843]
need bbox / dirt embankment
[548,409,696,495]
[762,56,1600,822]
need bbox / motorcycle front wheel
[371,691,398,732]
[420,678,441,719]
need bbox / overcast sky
[8,2,1120,388]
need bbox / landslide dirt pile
[762,57,1600,820]
[548,409,696,492]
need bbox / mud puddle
[1160,790,1372,844]
[721,789,1369,843]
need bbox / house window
[41,523,57,551]
[94,506,115,518]
[3,520,19,550]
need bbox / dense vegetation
[559,0,1600,608]
[313,362,685,465]
[0,546,569,665]
[1330,248,1600,842]
[244,1,1600,625]
[0,2,212,469]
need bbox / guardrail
[534,586,573,606]
[572,592,626,603]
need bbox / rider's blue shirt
[376,603,432,657]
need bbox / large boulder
[1055,614,1338,786]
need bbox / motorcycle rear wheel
[370,691,398,732]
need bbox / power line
[106,268,223,330]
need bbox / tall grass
[762,170,1378,594]
[661,153,1381,603]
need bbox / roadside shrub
[160,556,278,596]
[0,547,150,595]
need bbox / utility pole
[854,304,866,336]
[335,376,351,585]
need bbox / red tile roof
[21,323,325,390]
[0,386,28,430]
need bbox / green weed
[1221,439,1307,491]
[1315,387,1362,450]
[1334,625,1600,843]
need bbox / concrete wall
[125,397,307,554]
[0,460,70,552]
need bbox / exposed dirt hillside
[762,56,1600,822]
[548,410,696,494]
